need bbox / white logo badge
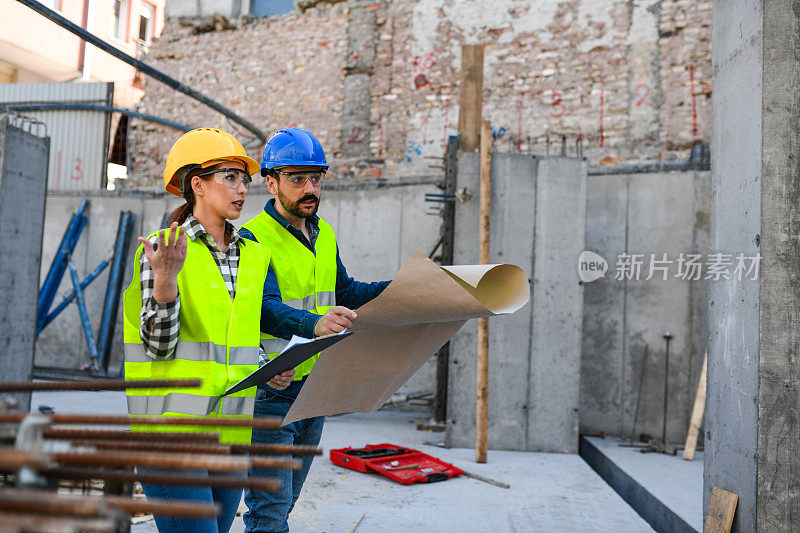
[578,251,608,283]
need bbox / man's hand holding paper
[282,249,530,425]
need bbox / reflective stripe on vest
[124,342,258,366]
[128,393,217,417]
[127,394,254,418]
[283,291,336,311]
[220,396,255,417]
[241,211,339,379]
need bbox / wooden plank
[683,352,708,460]
[458,45,484,152]
[476,119,492,463]
[705,487,738,533]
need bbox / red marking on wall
[419,114,430,144]
[517,91,525,153]
[689,66,698,137]
[599,88,605,147]
[635,82,652,108]
[70,157,83,181]
[549,91,565,118]
[347,126,364,144]
[413,53,435,89]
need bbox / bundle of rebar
[0,378,322,532]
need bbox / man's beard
[277,189,319,218]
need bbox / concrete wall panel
[528,156,585,453]
[624,173,697,444]
[447,153,585,453]
[580,175,627,436]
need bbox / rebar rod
[43,428,220,443]
[0,489,218,518]
[0,379,201,392]
[232,443,323,456]
[0,447,300,472]
[69,439,232,456]
[45,468,281,492]
[0,413,282,430]
[68,439,322,457]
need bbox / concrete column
[707,1,800,530]
[341,0,377,159]
[0,116,49,411]
[625,0,661,160]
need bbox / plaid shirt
[139,215,244,360]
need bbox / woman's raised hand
[139,222,188,302]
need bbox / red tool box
[329,443,463,484]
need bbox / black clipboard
[219,331,353,398]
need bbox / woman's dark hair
[166,166,210,226]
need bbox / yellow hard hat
[163,128,260,197]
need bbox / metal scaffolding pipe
[3,103,192,132]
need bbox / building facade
[0,0,166,107]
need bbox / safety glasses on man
[196,167,253,191]
[274,169,325,188]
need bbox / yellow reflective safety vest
[123,228,268,444]
[241,210,337,380]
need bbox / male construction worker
[239,127,390,533]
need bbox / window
[112,0,129,41]
[38,0,62,10]
[138,3,155,44]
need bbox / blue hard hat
[261,128,328,176]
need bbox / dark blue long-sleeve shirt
[239,198,390,341]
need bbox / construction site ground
[31,390,660,532]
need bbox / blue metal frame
[37,258,110,335]
[95,211,134,373]
[36,201,136,376]
[37,199,88,327]
[67,260,101,372]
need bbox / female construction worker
[122,128,274,533]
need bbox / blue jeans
[243,388,324,533]
[139,468,243,533]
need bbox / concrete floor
[584,437,703,532]
[30,391,654,532]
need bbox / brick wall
[127,0,711,187]
[127,3,348,189]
